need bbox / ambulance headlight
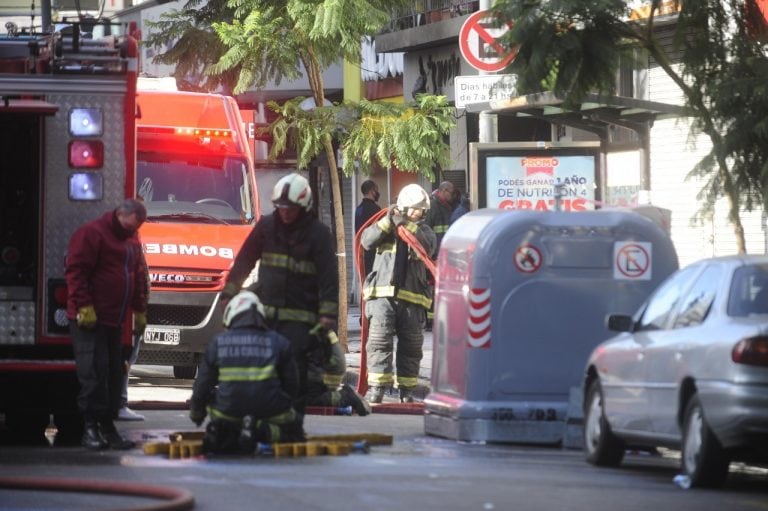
[69,172,103,201]
[69,108,103,136]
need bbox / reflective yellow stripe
[377,242,396,254]
[323,374,343,386]
[363,284,395,300]
[396,288,432,309]
[319,300,338,316]
[397,376,418,387]
[208,407,239,422]
[368,372,394,384]
[219,365,276,382]
[432,224,449,234]
[262,252,317,274]
[263,305,318,324]
[427,310,434,319]
[267,408,297,424]
[405,222,418,233]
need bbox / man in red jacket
[65,199,149,450]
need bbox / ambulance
[0,22,139,442]
[135,89,260,379]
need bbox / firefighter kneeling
[189,291,304,454]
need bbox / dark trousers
[71,323,123,430]
[269,320,314,414]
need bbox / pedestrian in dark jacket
[221,173,346,416]
[190,291,304,453]
[355,179,381,278]
[65,199,148,450]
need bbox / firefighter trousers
[269,320,314,414]
[365,297,425,390]
[306,339,347,406]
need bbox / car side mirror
[606,314,634,332]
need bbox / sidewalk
[344,304,433,401]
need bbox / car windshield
[137,154,255,225]
[728,263,768,316]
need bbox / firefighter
[221,173,357,415]
[189,291,304,453]
[423,181,454,330]
[65,199,148,450]
[361,184,436,403]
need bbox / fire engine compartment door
[0,111,45,344]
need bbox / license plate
[144,327,181,345]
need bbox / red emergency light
[137,125,242,156]
[68,140,104,168]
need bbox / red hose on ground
[0,476,195,511]
[354,208,437,396]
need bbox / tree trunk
[303,51,349,352]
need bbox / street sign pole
[478,0,497,144]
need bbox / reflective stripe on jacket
[360,214,435,309]
[225,212,338,324]
[425,195,453,250]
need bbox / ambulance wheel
[584,380,625,467]
[173,365,197,379]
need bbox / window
[637,265,700,331]
[674,265,722,328]
[728,264,768,316]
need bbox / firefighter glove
[134,312,147,336]
[77,305,97,329]
[220,281,240,304]
[388,205,406,226]
[189,408,206,427]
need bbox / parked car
[582,255,768,487]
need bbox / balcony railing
[384,0,479,33]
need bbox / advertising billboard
[470,142,602,211]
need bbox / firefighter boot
[365,385,386,404]
[81,421,107,450]
[340,384,372,416]
[238,415,256,454]
[99,419,135,450]
[399,387,415,404]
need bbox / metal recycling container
[424,209,679,444]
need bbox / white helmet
[272,173,312,211]
[223,291,265,328]
[396,184,431,211]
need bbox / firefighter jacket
[225,211,338,325]
[361,213,436,310]
[425,194,453,250]
[65,211,148,327]
[190,312,299,420]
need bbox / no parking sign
[459,10,518,73]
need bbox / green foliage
[264,95,456,181]
[494,0,768,246]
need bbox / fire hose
[353,208,437,396]
[0,476,194,511]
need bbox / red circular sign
[459,10,518,73]
[615,243,650,279]
[514,244,542,274]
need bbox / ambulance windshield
[137,154,254,225]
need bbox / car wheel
[681,394,730,488]
[173,365,197,380]
[584,380,625,466]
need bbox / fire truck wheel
[4,411,49,446]
[173,365,198,380]
[53,411,84,446]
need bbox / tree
[146,0,455,346]
[493,0,768,253]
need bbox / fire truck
[0,21,139,443]
[134,89,261,379]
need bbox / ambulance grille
[147,304,210,327]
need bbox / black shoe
[102,430,135,450]
[238,415,255,454]
[365,386,386,404]
[340,384,372,416]
[399,387,415,403]
[82,425,107,450]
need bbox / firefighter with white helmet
[189,291,304,453]
[222,173,370,417]
[361,183,437,403]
